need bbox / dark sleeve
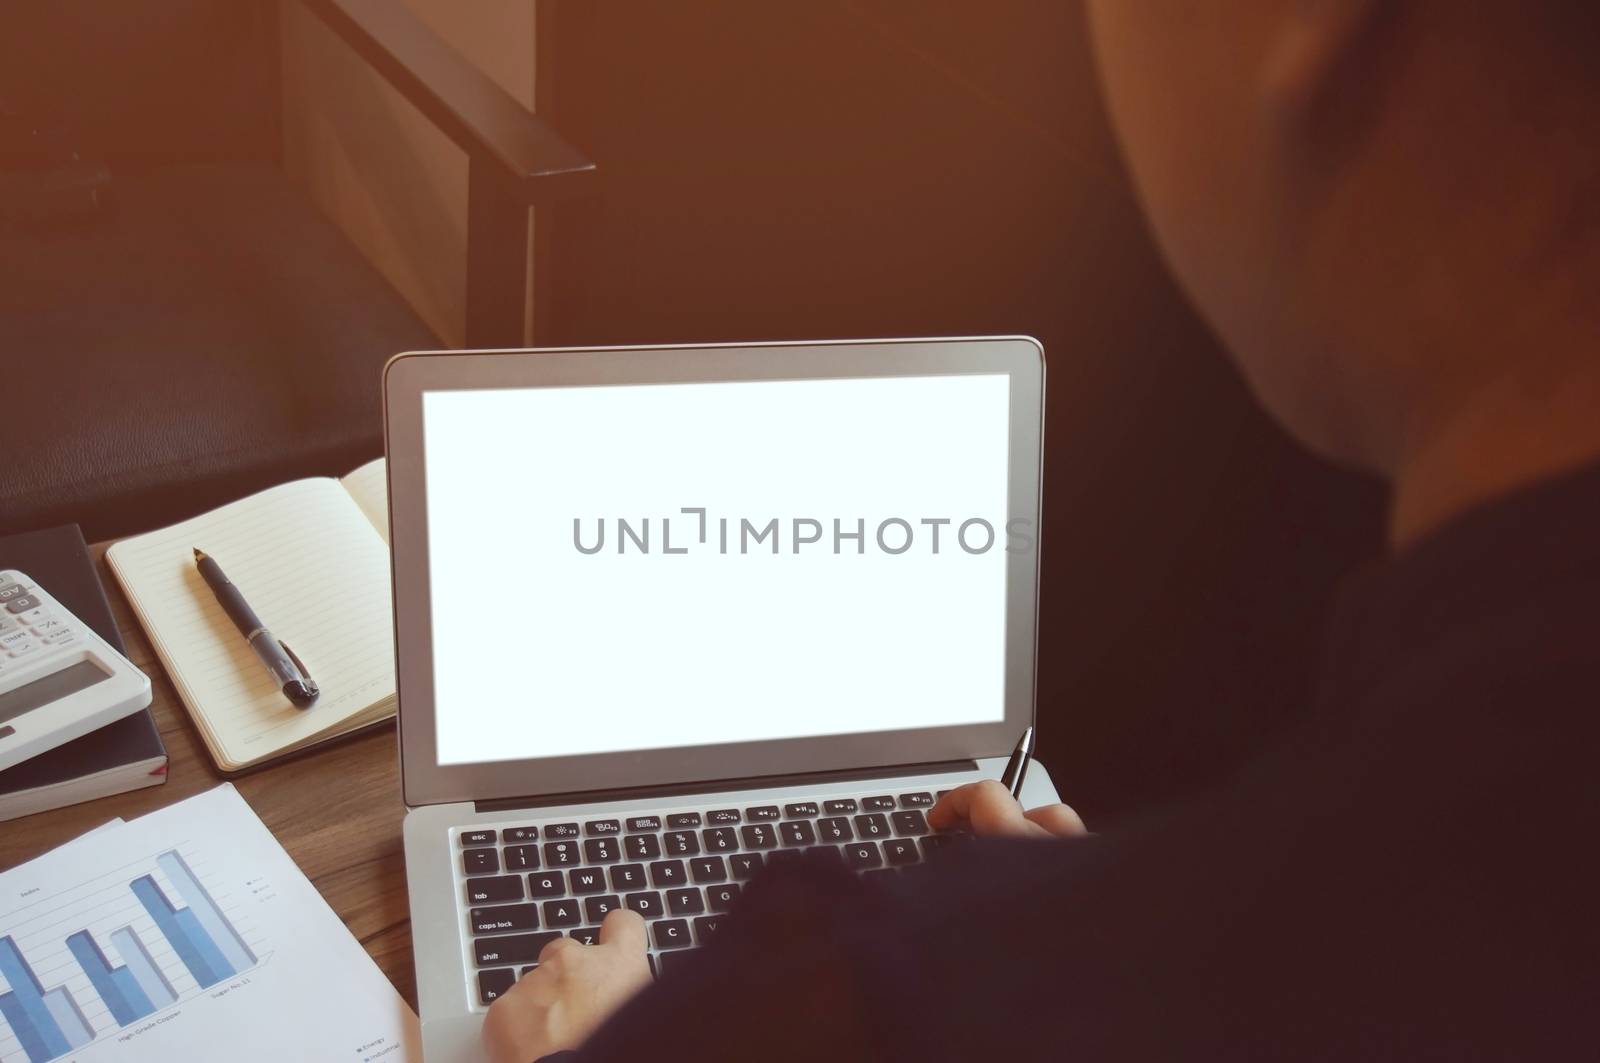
[566,839,1124,1063]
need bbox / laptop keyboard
[459,790,964,1006]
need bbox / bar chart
[0,847,264,1063]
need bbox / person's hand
[927,779,1088,838]
[481,909,652,1063]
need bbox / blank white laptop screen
[422,373,1012,766]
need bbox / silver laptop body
[383,338,1056,1063]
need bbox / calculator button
[0,583,28,603]
[30,618,67,636]
[4,595,41,614]
[2,632,37,655]
[42,630,77,646]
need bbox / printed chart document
[0,785,419,1063]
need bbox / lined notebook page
[340,458,389,544]
[106,479,395,770]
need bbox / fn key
[478,968,515,1005]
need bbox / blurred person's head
[1086,2,1600,544]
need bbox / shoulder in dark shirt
[573,462,1600,1061]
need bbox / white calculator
[0,569,152,772]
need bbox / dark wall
[0,0,280,171]
[536,0,1385,821]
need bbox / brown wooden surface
[0,543,416,1008]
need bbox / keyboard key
[466,876,524,904]
[701,827,738,853]
[476,931,560,967]
[689,856,727,883]
[478,968,515,1004]
[470,903,538,936]
[569,868,607,894]
[865,868,898,883]
[660,950,697,975]
[624,891,664,919]
[610,863,647,891]
[883,838,920,866]
[899,792,935,808]
[728,853,765,879]
[569,927,601,946]
[817,817,853,843]
[892,810,930,836]
[463,848,500,875]
[653,919,692,950]
[862,796,896,811]
[542,899,582,928]
[627,815,662,832]
[784,801,820,818]
[780,821,816,847]
[546,822,581,839]
[767,849,802,867]
[460,829,497,847]
[663,831,700,857]
[706,808,740,824]
[740,824,777,850]
[520,965,537,978]
[649,860,687,887]
[853,813,890,839]
[584,895,622,922]
[625,834,662,861]
[504,844,540,871]
[823,799,859,814]
[584,838,620,863]
[693,915,726,943]
[504,826,539,843]
[920,834,960,858]
[528,872,565,898]
[585,819,621,836]
[937,789,953,799]
[667,812,702,828]
[707,883,742,912]
[544,840,579,866]
[745,805,780,822]
[844,842,882,869]
[666,887,705,916]
[806,845,844,864]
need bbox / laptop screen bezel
[384,338,1045,809]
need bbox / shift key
[475,931,560,968]
[466,875,524,905]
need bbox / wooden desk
[0,544,416,1008]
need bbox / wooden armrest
[297,0,594,202]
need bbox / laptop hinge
[473,758,978,814]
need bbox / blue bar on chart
[65,930,155,1028]
[156,851,256,974]
[110,927,177,1011]
[129,850,254,990]
[0,934,94,1063]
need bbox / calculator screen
[421,373,1014,767]
[0,658,111,726]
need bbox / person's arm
[482,783,1087,1063]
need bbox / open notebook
[106,460,395,772]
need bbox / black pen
[193,548,319,707]
[1000,725,1035,799]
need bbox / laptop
[385,338,1058,1062]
